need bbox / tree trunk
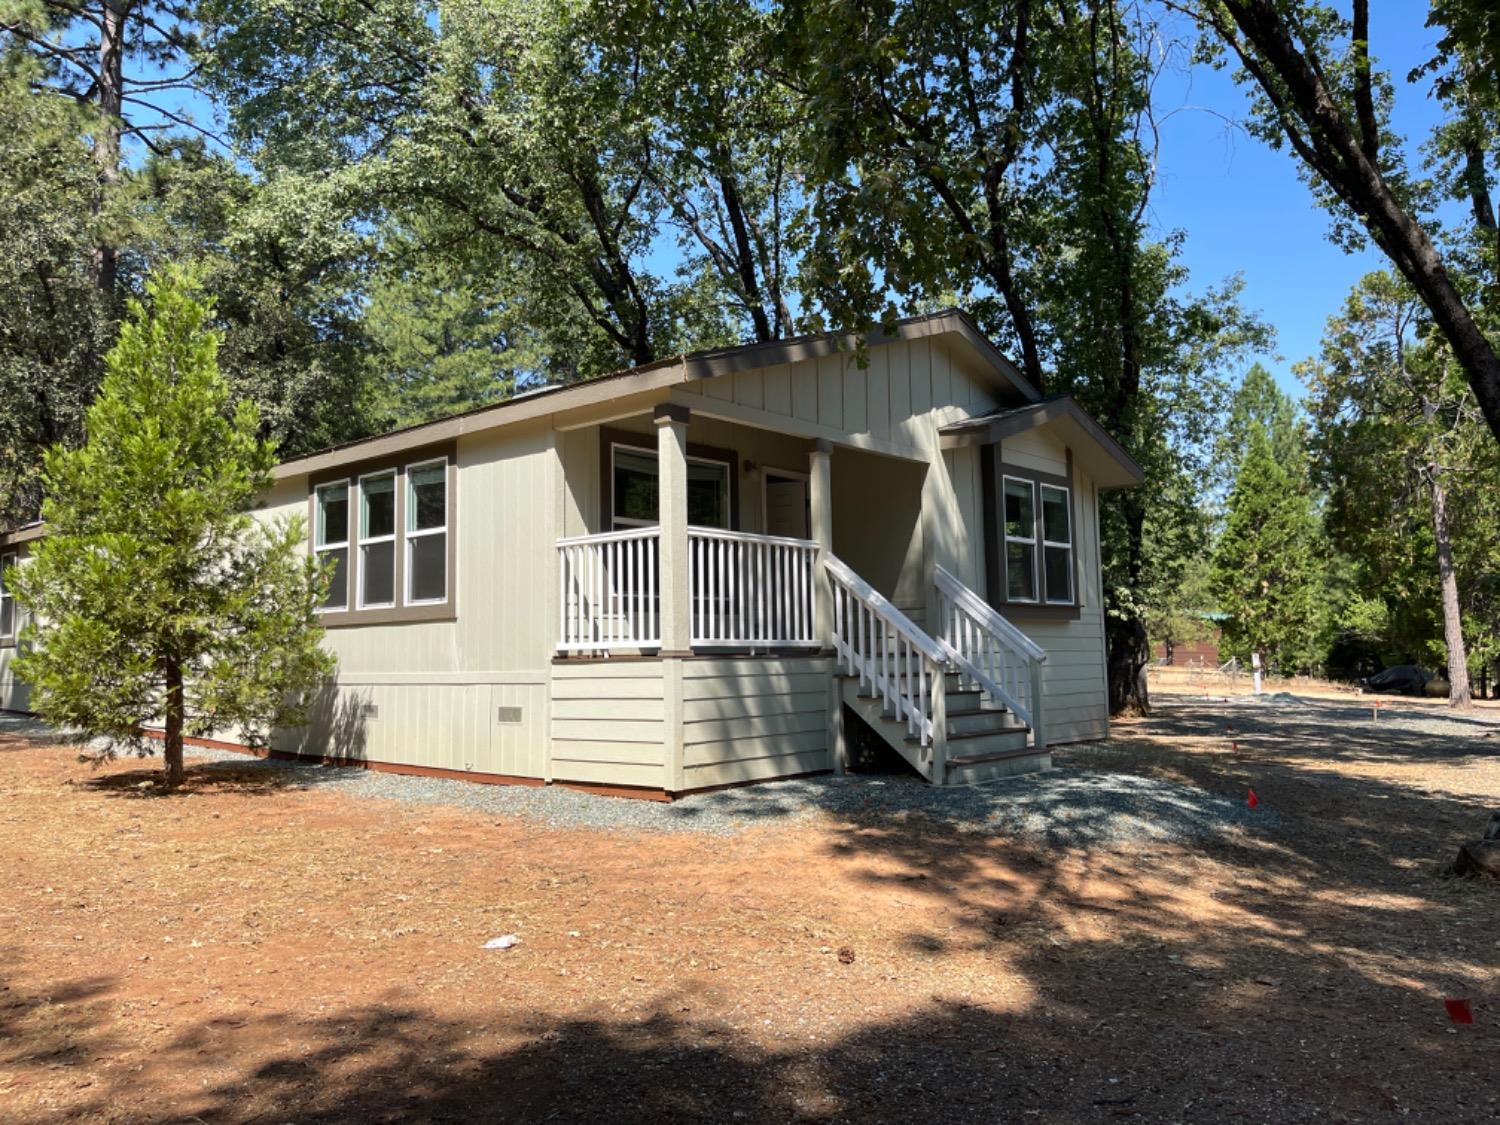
[1428,470,1473,708]
[1218,0,1500,447]
[1107,615,1151,714]
[1106,492,1151,714]
[163,656,186,788]
[91,0,128,296]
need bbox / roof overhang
[272,309,1039,481]
[0,522,45,550]
[938,397,1145,490]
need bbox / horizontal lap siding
[548,662,667,789]
[1008,464,1109,744]
[680,657,833,789]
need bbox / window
[611,443,731,531]
[612,447,659,528]
[406,459,448,604]
[687,458,731,528]
[358,471,397,608]
[0,552,15,641]
[1040,484,1074,604]
[314,482,350,610]
[1002,476,1037,602]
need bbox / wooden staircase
[839,668,1049,785]
[826,557,1051,787]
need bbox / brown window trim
[981,446,1082,622]
[308,442,458,628]
[598,425,740,532]
[0,545,21,649]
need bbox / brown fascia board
[273,309,1038,481]
[0,522,46,549]
[939,396,1146,489]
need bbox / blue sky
[1148,4,1448,398]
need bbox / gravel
[160,741,1268,845]
[6,703,1288,845]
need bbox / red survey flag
[1247,788,1259,809]
[1445,998,1474,1025]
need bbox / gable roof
[938,396,1145,490]
[272,308,1039,480]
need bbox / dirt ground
[2,702,1497,1124]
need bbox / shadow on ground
[4,697,1498,1122]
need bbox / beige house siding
[987,427,1111,744]
[682,657,834,789]
[0,647,28,713]
[549,660,667,789]
[675,337,1001,459]
[262,421,561,776]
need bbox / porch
[549,403,1050,791]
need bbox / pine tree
[10,273,335,788]
[1211,423,1325,676]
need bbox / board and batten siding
[682,657,834,789]
[677,336,1002,459]
[259,419,561,778]
[549,660,667,789]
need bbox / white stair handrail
[825,555,947,759]
[934,565,1047,662]
[933,564,1047,748]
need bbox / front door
[763,470,810,539]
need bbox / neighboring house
[0,310,1143,796]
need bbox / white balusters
[558,526,820,654]
[826,555,946,748]
[932,564,1047,749]
[686,528,818,649]
[556,527,662,653]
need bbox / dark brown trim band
[982,452,1082,620]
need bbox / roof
[938,396,1146,489]
[272,308,1039,480]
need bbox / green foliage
[117,143,381,456]
[198,0,801,388]
[10,274,335,780]
[1222,362,1305,473]
[1210,422,1326,675]
[1302,269,1500,680]
[0,59,112,526]
[787,0,1271,708]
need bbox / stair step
[945,744,1038,768]
[906,724,1029,747]
[947,707,1015,736]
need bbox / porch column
[656,403,692,654]
[808,439,833,649]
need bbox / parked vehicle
[1358,665,1432,696]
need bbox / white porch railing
[934,564,1047,746]
[556,526,820,654]
[827,555,947,756]
[689,527,819,649]
[557,527,660,653]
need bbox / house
[0,310,1143,796]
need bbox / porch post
[808,439,834,649]
[656,403,692,654]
